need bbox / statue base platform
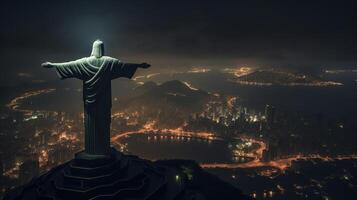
[74,148,120,164]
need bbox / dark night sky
[1,0,357,86]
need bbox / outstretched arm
[42,59,85,80]
[111,61,150,79]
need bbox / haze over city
[2,1,357,86]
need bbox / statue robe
[53,56,138,155]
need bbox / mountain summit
[4,148,249,200]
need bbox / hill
[4,149,250,200]
[114,80,212,127]
[235,70,341,86]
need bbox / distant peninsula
[228,69,342,86]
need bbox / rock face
[4,148,250,200]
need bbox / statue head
[91,40,104,58]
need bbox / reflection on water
[120,133,250,164]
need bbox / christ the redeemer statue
[42,40,150,159]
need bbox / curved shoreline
[8,88,357,172]
[111,129,357,171]
[6,88,56,113]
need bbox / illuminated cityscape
[2,1,357,199]
[1,68,357,199]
